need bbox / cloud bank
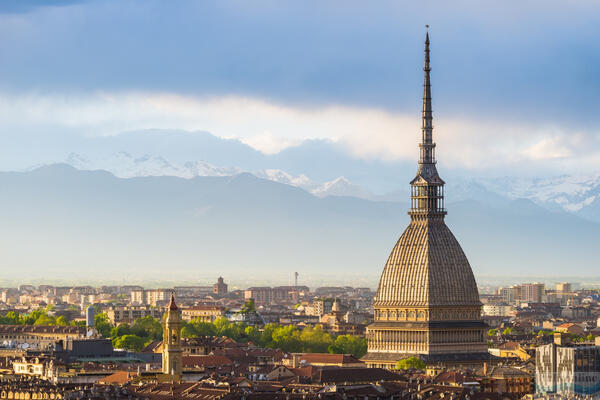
[0,1,598,176]
[1,91,599,176]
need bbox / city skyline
[0,2,599,397]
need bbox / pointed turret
[168,293,178,311]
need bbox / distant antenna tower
[294,272,299,287]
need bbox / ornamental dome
[373,218,480,308]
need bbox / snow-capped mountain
[253,169,319,192]
[61,151,600,221]
[63,152,373,200]
[66,152,242,178]
[312,176,373,199]
[477,175,600,217]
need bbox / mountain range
[0,128,598,285]
[47,129,600,224]
[0,163,599,286]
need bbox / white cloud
[239,131,302,155]
[524,137,572,160]
[0,91,598,173]
[521,131,590,161]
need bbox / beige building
[555,322,585,336]
[12,357,65,380]
[302,299,333,316]
[180,306,225,322]
[556,282,571,293]
[500,283,545,305]
[520,283,545,303]
[244,286,309,305]
[482,304,515,317]
[362,32,488,370]
[0,325,86,350]
[131,289,171,306]
[105,305,164,324]
[500,286,521,305]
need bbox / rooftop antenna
[294,272,299,288]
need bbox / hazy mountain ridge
[59,134,600,222]
[63,151,373,200]
[477,175,600,220]
[10,128,600,222]
[0,164,598,282]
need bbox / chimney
[483,362,488,376]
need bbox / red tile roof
[97,370,137,385]
[182,355,233,368]
[298,353,364,365]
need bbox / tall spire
[409,27,446,219]
[420,27,435,165]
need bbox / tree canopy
[396,357,426,370]
[0,307,368,357]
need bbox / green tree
[132,316,162,341]
[181,322,199,338]
[189,319,217,337]
[112,334,146,352]
[502,327,513,335]
[586,333,595,341]
[1,311,22,325]
[55,316,68,326]
[213,317,245,340]
[23,309,45,325]
[70,320,86,328]
[328,334,367,358]
[213,317,232,334]
[110,323,132,339]
[487,329,498,336]
[396,357,426,370]
[270,325,302,352]
[260,323,278,347]
[94,313,113,338]
[241,300,256,314]
[244,325,262,344]
[299,325,332,353]
[33,313,56,326]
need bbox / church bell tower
[162,294,183,381]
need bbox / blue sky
[0,0,599,175]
